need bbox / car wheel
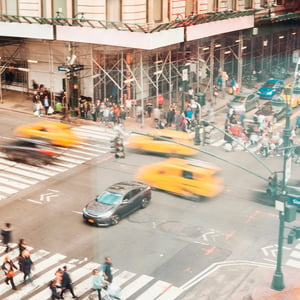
[111,215,120,225]
[140,197,150,209]
[27,157,41,166]
[6,152,16,161]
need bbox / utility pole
[62,42,77,121]
[271,98,293,291]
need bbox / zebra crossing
[0,244,183,300]
[0,125,117,201]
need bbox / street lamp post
[271,101,292,291]
[181,68,188,112]
[193,102,202,145]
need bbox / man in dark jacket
[1,223,12,253]
[60,265,78,298]
[102,256,113,283]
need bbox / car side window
[182,170,193,180]
[123,192,131,202]
[125,189,140,202]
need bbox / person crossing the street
[60,265,78,299]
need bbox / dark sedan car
[257,79,284,99]
[1,138,60,166]
[83,181,152,226]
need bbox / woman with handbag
[2,255,18,290]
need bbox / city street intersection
[1,95,300,299]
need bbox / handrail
[0,10,258,33]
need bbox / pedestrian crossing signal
[110,136,125,159]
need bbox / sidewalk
[0,89,231,132]
[2,89,300,299]
[180,259,300,300]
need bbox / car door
[118,189,140,217]
[181,169,197,196]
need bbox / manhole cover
[159,221,204,238]
[128,212,152,223]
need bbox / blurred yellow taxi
[127,129,197,156]
[281,82,300,108]
[135,158,223,200]
[14,121,83,147]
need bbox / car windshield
[96,191,123,205]
[264,82,275,88]
[153,135,173,141]
[231,96,245,103]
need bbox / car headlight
[98,211,113,218]
[83,207,87,214]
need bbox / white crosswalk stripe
[0,125,117,201]
[0,245,182,300]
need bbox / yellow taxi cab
[14,121,83,147]
[135,158,223,200]
[281,82,300,108]
[127,129,197,156]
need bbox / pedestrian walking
[34,99,43,117]
[2,255,18,290]
[19,249,34,283]
[1,222,12,253]
[18,238,27,256]
[60,265,78,298]
[101,256,113,283]
[55,268,63,287]
[166,107,175,127]
[49,279,63,300]
[91,269,108,300]
[295,114,300,133]
[43,95,50,115]
[145,100,153,118]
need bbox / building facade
[0,0,299,110]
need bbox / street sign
[58,65,68,71]
[73,64,84,71]
[292,50,300,64]
[182,68,188,81]
[289,196,300,207]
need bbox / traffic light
[267,173,278,198]
[110,136,125,159]
[66,68,72,80]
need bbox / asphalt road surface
[1,111,300,299]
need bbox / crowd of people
[1,226,34,291]
[32,83,53,117]
[223,107,300,158]
[1,223,120,299]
